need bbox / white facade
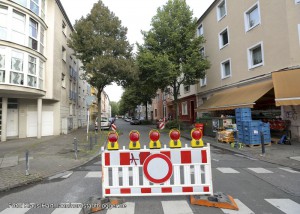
[0,0,88,141]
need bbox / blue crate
[235,112,251,118]
[244,139,261,145]
[242,121,262,131]
[235,108,251,114]
[236,115,252,122]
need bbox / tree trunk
[145,102,148,121]
[97,89,102,134]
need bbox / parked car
[124,117,132,122]
[130,118,141,125]
[95,117,111,130]
[109,117,116,124]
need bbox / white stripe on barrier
[102,145,213,197]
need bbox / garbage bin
[195,123,204,134]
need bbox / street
[0,119,299,214]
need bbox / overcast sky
[60,0,214,102]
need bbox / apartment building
[196,0,300,139]
[0,0,89,141]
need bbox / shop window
[244,2,260,32]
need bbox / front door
[190,101,195,123]
[7,109,18,137]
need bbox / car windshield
[101,117,108,122]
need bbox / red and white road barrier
[101,144,213,197]
[111,124,117,131]
[159,121,165,130]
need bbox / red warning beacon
[149,129,161,149]
[169,129,182,148]
[129,130,141,150]
[191,128,204,147]
[107,131,119,150]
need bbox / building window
[39,59,43,89]
[27,55,37,87]
[12,10,26,45]
[197,24,203,36]
[184,85,190,93]
[248,42,263,69]
[30,0,39,16]
[40,27,44,54]
[219,27,229,49]
[217,0,227,21]
[245,2,260,32]
[200,76,207,87]
[298,24,300,45]
[62,21,67,36]
[10,51,24,85]
[200,47,205,57]
[69,103,73,115]
[0,49,5,83]
[41,0,45,20]
[221,59,231,79]
[0,5,8,40]
[182,102,188,115]
[155,109,157,117]
[62,46,66,62]
[13,0,27,7]
[29,18,38,50]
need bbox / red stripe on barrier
[201,150,207,163]
[182,187,193,192]
[160,151,171,158]
[162,187,172,193]
[105,153,110,166]
[139,152,150,164]
[121,188,131,194]
[181,151,191,163]
[105,189,110,194]
[120,152,130,165]
[204,186,209,192]
[141,188,152,193]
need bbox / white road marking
[247,168,273,173]
[279,167,300,173]
[93,161,101,165]
[265,199,300,214]
[61,172,73,178]
[289,156,300,161]
[0,208,30,214]
[221,199,254,214]
[106,202,134,214]
[161,200,193,214]
[19,157,34,161]
[85,171,102,178]
[51,203,82,214]
[217,167,240,173]
[212,158,219,162]
[234,154,257,160]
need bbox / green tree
[136,0,210,120]
[68,0,135,126]
[110,101,119,117]
[118,86,142,116]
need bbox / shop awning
[272,69,300,106]
[197,80,273,112]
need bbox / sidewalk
[0,127,103,192]
[181,130,300,171]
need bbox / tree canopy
[68,0,136,121]
[136,0,210,119]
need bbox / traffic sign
[143,153,173,184]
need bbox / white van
[95,116,111,130]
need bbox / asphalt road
[0,119,299,214]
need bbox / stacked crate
[235,108,252,143]
[235,108,271,145]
